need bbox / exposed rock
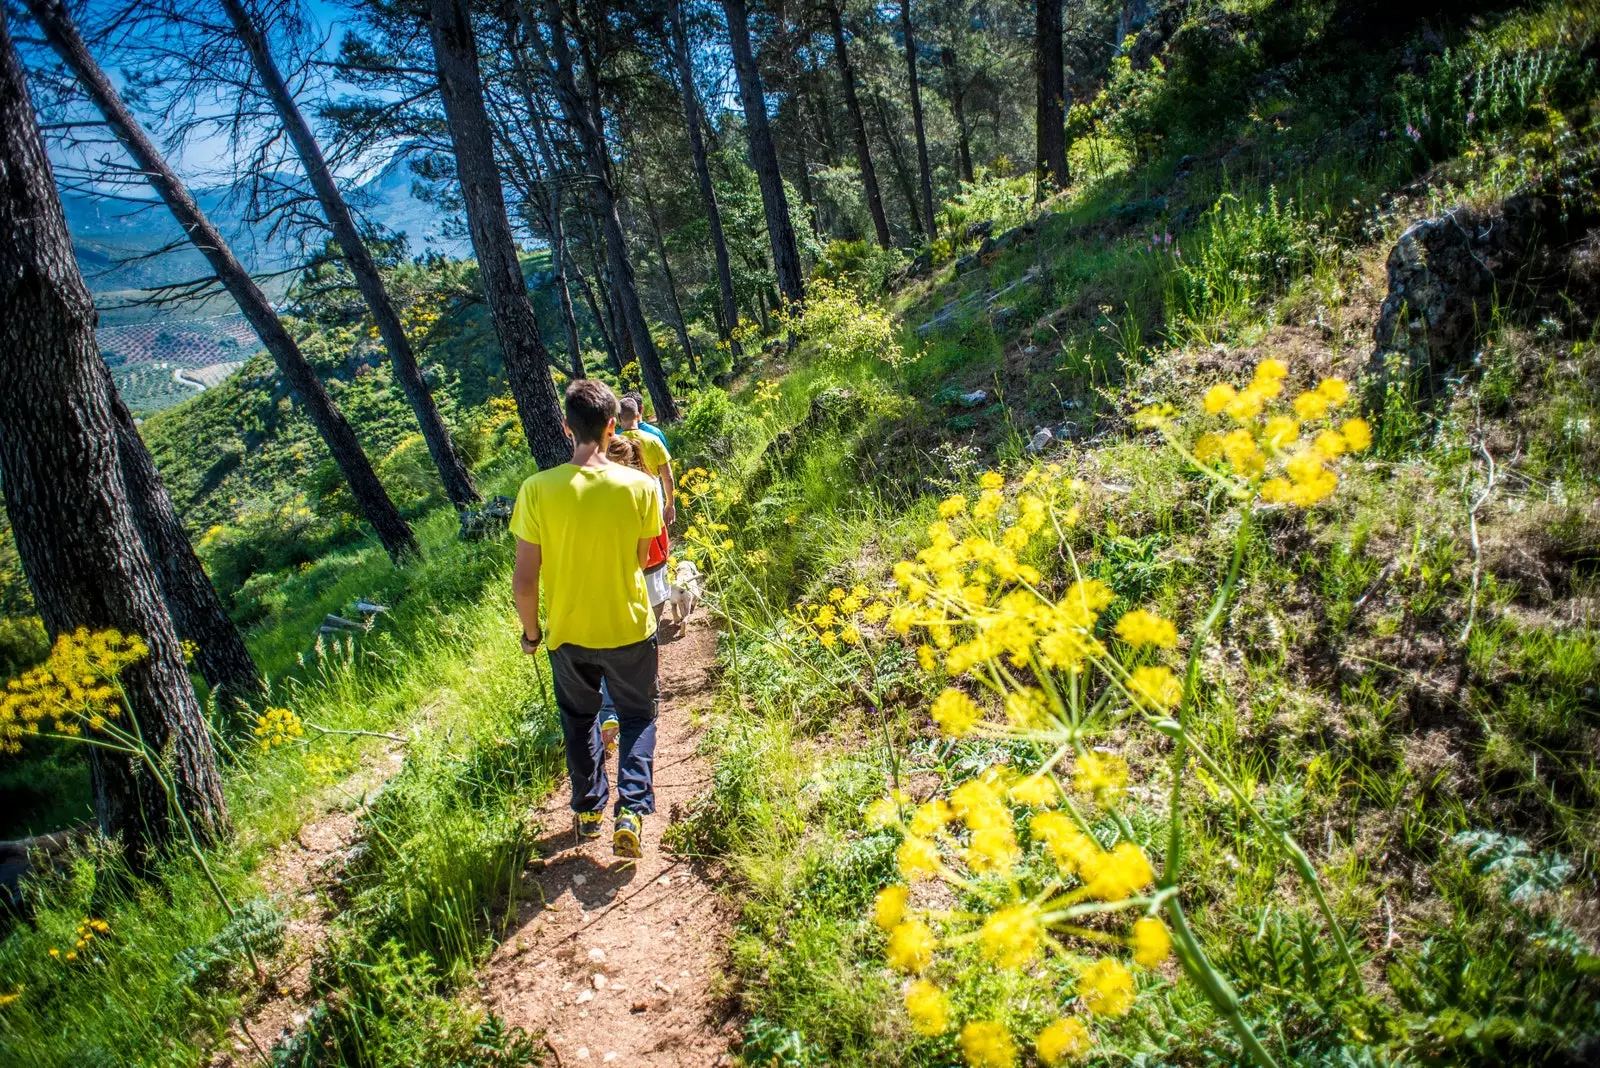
[953,253,981,275]
[964,219,995,242]
[1368,192,1598,410]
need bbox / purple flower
[1405,123,1422,141]
[1466,110,1476,127]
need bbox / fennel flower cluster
[254,706,305,753]
[792,584,893,649]
[45,917,111,966]
[1136,359,1370,506]
[677,467,737,568]
[0,628,148,753]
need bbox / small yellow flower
[904,979,951,1036]
[909,799,955,836]
[886,919,937,973]
[939,495,968,519]
[1263,415,1300,448]
[897,835,941,881]
[1077,957,1136,1016]
[47,947,59,959]
[1225,387,1267,422]
[1035,1017,1092,1064]
[916,644,938,672]
[958,1020,1017,1068]
[874,885,909,931]
[1194,432,1224,462]
[1073,753,1129,795]
[1128,666,1180,709]
[866,795,902,828]
[1255,358,1288,381]
[1113,609,1177,648]
[1008,774,1058,808]
[979,471,1005,490]
[930,688,981,737]
[980,902,1044,968]
[840,624,862,645]
[1131,917,1172,966]
[1316,377,1350,405]
[1084,842,1155,900]
[1202,384,1237,415]
[1293,390,1331,421]
[1340,417,1372,451]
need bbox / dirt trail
[480,617,734,1067]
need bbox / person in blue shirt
[623,391,668,451]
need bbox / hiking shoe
[601,714,619,754]
[613,811,644,859]
[573,810,604,842]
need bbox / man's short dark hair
[618,397,641,421]
[565,379,619,444]
[623,390,645,410]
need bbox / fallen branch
[303,722,406,744]
[1459,436,1498,644]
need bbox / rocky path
[479,617,734,1067]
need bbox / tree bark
[0,14,229,851]
[721,0,805,306]
[638,179,698,377]
[827,1,892,249]
[111,396,263,710]
[427,0,570,469]
[1034,0,1068,193]
[940,45,975,183]
[870,90,923,239]
[900,0,936,240]
[224,0,479,511]
[668,0,741,353]
[528,0,678,422]
[570,249,621,373]
[26,0,418,563]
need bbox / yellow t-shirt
[510,463,663,650]
[622,429,670,476]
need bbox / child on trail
[595,436,674,753]
[511,380,662,858]
[617,396,675,528]
[623,390,668,452]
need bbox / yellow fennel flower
[1312,428,1348,457]
[862,602,889,625]
[980,902,1044,968]
[1202,383,1236,415]
[874,885,909,931]
[1255,357,1288,381]
[1128,666,1180,709]
[897,835,941,881]
[1194,432,1224,462]
[1035,1017,1092,1064]
[1220,429,1265,477]
[1007,774,1058,808]
[886,919,937,973]
[1072,753,1129,795]
[904,979,951,1036]
[966,825,1021,874]
[1077,957,1136,1016]
[1004,688,1051,728]
[840,624,862,646]
[1131,917,1172,966]
[1113,609,1177,648]
[1263,415,1300,449]
[939,495,968,519]
[1340,417,1372,451]
[910,798,956,836]
[959,1021,1017,1068]
[916,644,938,671]
[818,630,839,649]
[866,795,903,828]
[1084,842,1155,901]
[1316,376,1350,405]
[979,471,1005,490]
[1031,812,1101,877]
[1293,390,1331,421]
[930,688,981,737]
[1225,387,1267,422]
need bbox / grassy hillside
[1,1,1598,1066]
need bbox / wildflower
[1225,387,1267,422]
[973,489,1005,521]
[1220,430,1265,477]
[1203,384,1236,415]
[1008,774,1058,808]
[1085,842,1155,901]
[1113,609,1177,649]
[1262,415,1299,449]
[1316,377,1350,405]
[967,826,1022,875]
[930,688,981,737]
[1128,666,1180,709]
[1194,432,1223,462]
[1312,429,1348,457]
[897,835,941,881]
[862,602,889,625]
[1031,812,1100,876]
[980,902,1044,967]
[886,920,937,973]
[939,495,968,519]
[1292,391,1331,421]
[910,799,955,836]
[48,947,59,959]
[1035,1017,1092,1064]
[1073,753,1129,795]
[866,795,902,828]
[1340,417,1372,451]
[254,706,304,753]
[1131,917,1171,966]
[840,624,862,646]
[979,471,1005,490]
[917,644,938,672]
[874,885,909,931]
[904,979,951,1036]
[0,988,20,1008]
[958,1021,1017,1068]
[1077,958,1136,1016]
[818,630,840,649]
[1133,404,1176,429]
[1003,688,1051,728]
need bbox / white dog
[668,559,703,625]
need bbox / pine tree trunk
[828,1,892,250]
[521,97,586,379]
[901,0,936,241]
[111,395,263,710]
[0,16,229,851]
[428,0,570,469]
[871,90,923,239]
[639,180,698,376]
[669,0,741,353]
[27,0,417,564]
[570,251,621,373]
[1034,0,1068,193]
[940,46,975,183]
[721,0,805,306]
[532,0,678,423]
[224,0,479,511]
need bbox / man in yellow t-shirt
[617,396,675,527]
[511,380,662,858]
